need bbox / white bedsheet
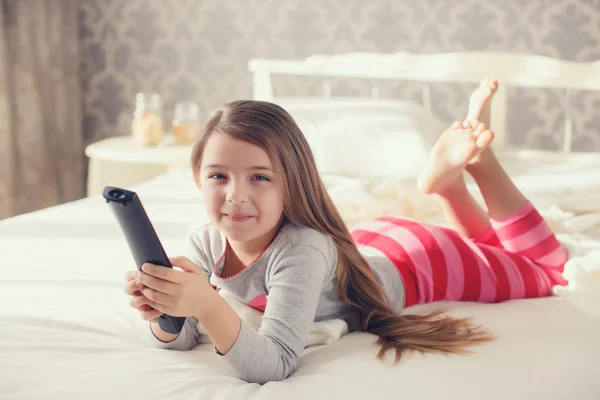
[2,156,600,399]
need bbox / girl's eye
[252,175,270,182]
[208,173,226,180]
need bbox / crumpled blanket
[553,250,600,319]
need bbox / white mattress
[2,153,600,399]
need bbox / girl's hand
[124,270,163,322]
[135,256,214,319]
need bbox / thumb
[169,256,202,274]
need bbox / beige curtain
[0,0,83,220]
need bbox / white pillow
[275,97,447,179]
[314,114,440,179]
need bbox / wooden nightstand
[85,136,192,196]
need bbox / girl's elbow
[241,359,297,384]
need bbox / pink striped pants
[351,202,568,307]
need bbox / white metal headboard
[248,51,600,153]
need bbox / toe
[475,129,495,149]
[473,122,486,135]
[480,77,498,93]
[468,119,480,129]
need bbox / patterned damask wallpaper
[79,0,600,152]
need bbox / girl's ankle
[433,176,468,198]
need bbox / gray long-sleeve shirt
[148,222,405,384]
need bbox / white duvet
[2,154,600,399]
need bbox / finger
[139,304,156,312]
[140,308,163,322]
[169,256,202,274]
[124,280,144,296]
[138,272,178,295]
[125,270,138,281]
[147,301,169,314]
[451,121,461,129]
[129,294,152,309]
[141,263,184,284]
[141,287,174,306]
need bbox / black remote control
[103,186,186,335]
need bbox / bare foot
[466,77,498,166]
[466,77,498,126]
[417,120,495,195]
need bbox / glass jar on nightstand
[171,101,201,145]
[131,93,164,146]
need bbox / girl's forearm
[195,290,242,355]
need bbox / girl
[123,78,568,385]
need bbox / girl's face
[198,132,285,250]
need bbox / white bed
[2,51,600,399]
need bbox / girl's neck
[226,220,284,266]
[226,239,267,266]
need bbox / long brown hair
[191,100,494,363]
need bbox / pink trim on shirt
[213,237,275,281]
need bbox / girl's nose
[226,183,248,203]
